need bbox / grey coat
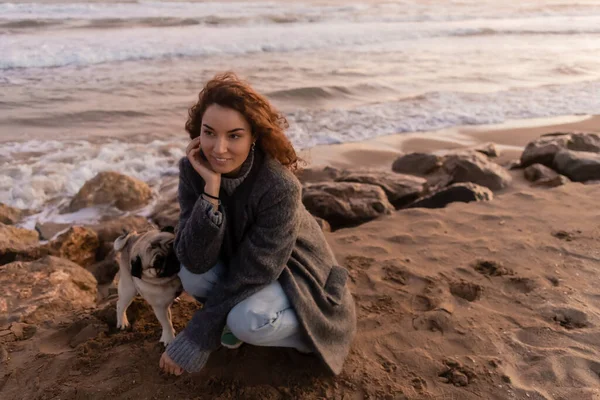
[167,150,356,375]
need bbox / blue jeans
[178,262,311,352]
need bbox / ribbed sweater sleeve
[174,159,226,274]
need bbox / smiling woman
[161,72,357,377]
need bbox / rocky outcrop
[523,164,559,182]
[0,225,99,268]
[0,256,97,325]
[45,226,100,268]
[520,133,600,168]
[442,152,512,191]
[296,166,341,184]
[392,153,443,176]
[0,224,40,265]
[0,203,30,225]
[407,183,493,209]
[553,149,600,182]
[302,182,394,230]
[335,171,426,208]
[87,215,156,260]
[65,171,152,213]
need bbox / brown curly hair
[185,72,299,171]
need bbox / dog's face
[114,228,180,280]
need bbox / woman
[160,72,356,376]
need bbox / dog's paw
[117,319,130,330]
[160,330,176,346]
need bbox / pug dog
[113,227,182,345]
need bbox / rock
[520,132,600,168]
[35,222,71,241]
[65,171,152,213]
[532,175,570,188]
[296,166,341,184]
[506,160,522,170]
[423,171,454,194]
[442,152,512,191]
[87,215,155,259]
[1,225,100,267]
[313,216,331,232]
[392,153,443,176]
[302,182,394,230]
[523,163,558,182]
[568,132,600,152]
[0,224,40,265]
[407,183,493,209]
[88,249,119,285]
[0,256,97,325]
[46,226,100,268]
[553,149,600,182]
[9,322,37,340]
[471,142,499,158]
[0,203,30,225]
[335,170,426,208]
[149,177,179,230]
[520,134,571,168]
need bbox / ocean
[1,0,600,212]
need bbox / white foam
[0,139,185,210]
[2,10,600,70]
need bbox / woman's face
[200,104,253,176]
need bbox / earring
[251,142,256,152]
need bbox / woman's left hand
[160,351,184,376]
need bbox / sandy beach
[2,115,600,399]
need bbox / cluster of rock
[519,132,600,186]
[1,132,598,327]
[301,143,506,230]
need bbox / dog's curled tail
[114,231,132,252]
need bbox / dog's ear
[114,231,138,253]
[160,226,175,234]
[131,256,143,279]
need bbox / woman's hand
[160,351,184,376]
[186,137,221,194]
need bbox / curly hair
[185,72,299,171]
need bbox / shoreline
[300,114,599,170]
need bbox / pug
[113,227,182,345]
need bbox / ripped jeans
[178,262,312,353]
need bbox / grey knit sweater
[167,149,356,375]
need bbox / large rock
[520,133,600,168]
[1,225,99,267]
[302,182,394,230]
[65,171,152,213]
[88,249,119,285]
[553,149,600,182]
[520,134,572,168]
[523,163,559,182]
[46,226,100,268]
[0,203,30,225]
[296,166,341,184]
[335,171,426,208]
[407,183,493,209]
[87,215,156,260]
[442,152,512,191]
[0,256,97,325]
[0,224,40,265]
[149,177,179,230]
[391,153,443,176]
